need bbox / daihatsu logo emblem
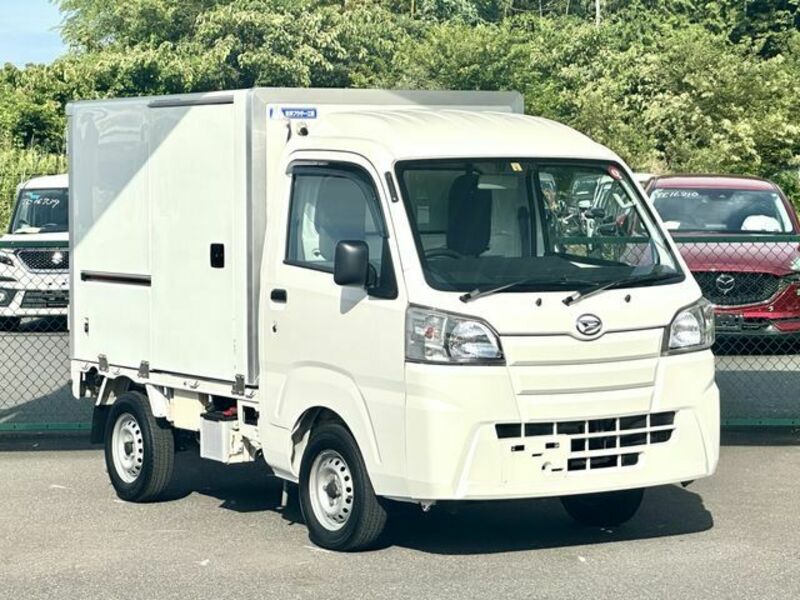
[715,273,735,295]
[576,314,603,337]
[52,251,65,266]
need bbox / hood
[0,231,69,245]
[672,235,800,277]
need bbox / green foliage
[0,0,799,229]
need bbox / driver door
[261,152,407,482]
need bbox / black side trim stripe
[81,271,151,286]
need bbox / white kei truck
[68,88,719,551]
[0,174,70,330]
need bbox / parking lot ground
[1,433,799,600]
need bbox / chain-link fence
[677,235,800,426]
[1,236,798,433]
[0,239,92,432]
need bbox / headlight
[405,306,504,364]
[0,251,13,268]
[664,298,715,354]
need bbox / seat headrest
[447,173,492,257]
[313,176,367,261]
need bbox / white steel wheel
[309,450,355,531]
[111,412,145,483]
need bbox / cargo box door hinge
[138,361,150,379]
[232,374,245,396]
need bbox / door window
[286,164,397,297]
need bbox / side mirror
[334,240,369,287]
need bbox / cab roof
[305,110,618,162]
[651,175,776,192]
[18,173,69,190]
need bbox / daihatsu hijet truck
[68,88,719,551]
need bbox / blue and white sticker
[281,107,317,119]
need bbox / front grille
[693,271,780,306]
[16,249,69,272]
[21,290,69,308]
[495,411,676,472]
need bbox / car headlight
[664,298,715,354]
[406,305,504,364]
[0,251,13,268]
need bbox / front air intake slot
[496,411,677,473]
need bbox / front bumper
[402,351,719,501]
[0,282,69,317]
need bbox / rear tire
[104,391,175,502]
[299,422,387,551]
[561,488,644,527]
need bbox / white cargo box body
[68,88,523,387]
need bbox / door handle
[270,289,287,303]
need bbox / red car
[647,175,800,338]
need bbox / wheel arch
[90,375,153,443]
[276,365,384,480]
[289,404,379,481]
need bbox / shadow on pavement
[377,484,712,555]
[152,450,714,555]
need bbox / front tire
[104,391,175,502]
[299,422,387,551]
[561,488,644,527]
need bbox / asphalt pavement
[0,435,798,600]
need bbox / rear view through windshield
[9,188,69,234]
[396,159,679,293]
[651,187,794,234]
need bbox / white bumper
[402,350,719,501]
[0,272,69,317]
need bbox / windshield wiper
[562,269,683,306]
[459,276,595,303]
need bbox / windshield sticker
[654,189,701,198]
[281,107,317,119]
[21,195,62,208]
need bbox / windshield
[9,188,69,234]
[651,187,794,234]
[396,159,679,293]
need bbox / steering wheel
[425,248,463,260]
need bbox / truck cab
[0,174,69,331]
[68,89,719,551]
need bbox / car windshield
[395,159,679,293]
[9,188,69,234]
[651,187,793,234]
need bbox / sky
[0,0,67,66]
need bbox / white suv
[0,174,69,331]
